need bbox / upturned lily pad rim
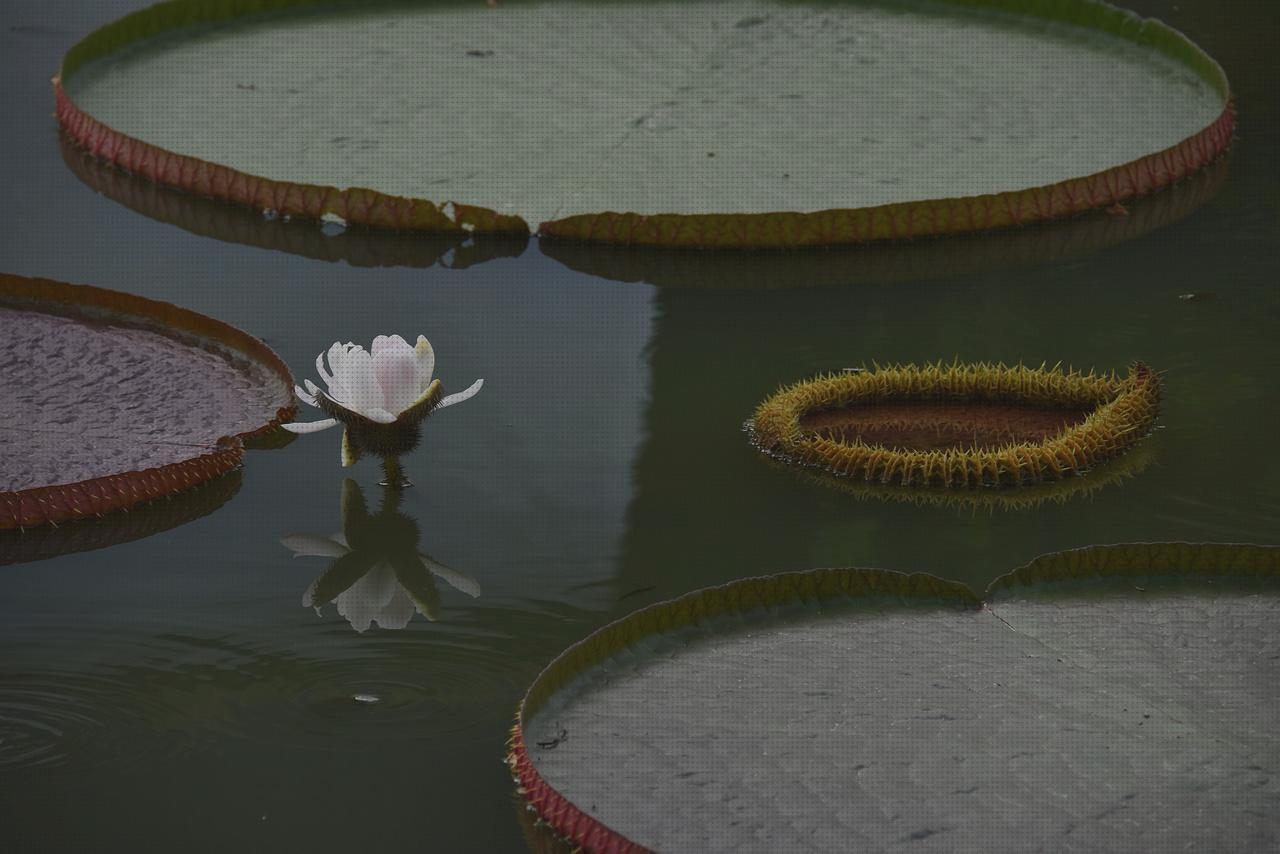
[0,273,296,530]
[507,542,1280,853]
[748,361,1161,489]
[57,124,1228,280]
[54,0,1234,249]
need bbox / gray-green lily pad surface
[63,0,1225,234]
[521,544,1280,851]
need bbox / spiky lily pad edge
[0,273,296,530]
[748,361,1161,489]
[506,543,1280,852]
[54,0,1232,249]
[0,468,243,566]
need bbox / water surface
[1,0,1277,851]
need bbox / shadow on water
[59,128,1227,287]
[0,469,242,566]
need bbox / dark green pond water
[1,1,1277,851]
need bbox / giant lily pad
[56,0,1231,249]
[0,274,294,529]
[510,543,1280,852]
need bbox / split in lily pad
[55,0,1232,248]
[748,361,1160,489]
[0,273,294,529]
[58,123,1228,281]
[58,132,531,270]
[509,542,1280,852]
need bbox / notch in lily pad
[54,0,1234,249]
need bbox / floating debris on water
[352,693,381,705]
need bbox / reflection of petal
[281,533,349,558]
[281,418,338,434]
[388,549,440,622]
[335,562,402,633]
[372,334,421,414]
[340,479,369,545]
[421,553,481,598]
[436,378,484,410]
[304,548,379,608]
[374,586,418,630]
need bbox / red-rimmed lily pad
[0,469,242,566]
[56,0,1232,249]
[0,274,294,529]
[58,123,1228,283]
[509,543,1280,852]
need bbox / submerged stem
[379,455,411,489]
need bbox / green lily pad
[511,543,1280,851]
[0,274,294,529]
[57,0,1232,248]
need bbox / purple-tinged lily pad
[0,274,294,529]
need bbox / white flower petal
[364,407,397,424]
[372,334,422,414]
[414,335,435,387]
[281,533,349,558]
[281,418,339,434]
[317,344,340,392]
[335,346,385,417]
[294,384,318,407]
[322,343,358,407]
[436,378,484,410]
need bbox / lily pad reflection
[282,479,479,632]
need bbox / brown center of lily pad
[799,402,1091,452]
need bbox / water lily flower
[281,479,480,632]
[282,334,483,470]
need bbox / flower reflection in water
[281,479,479,632]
